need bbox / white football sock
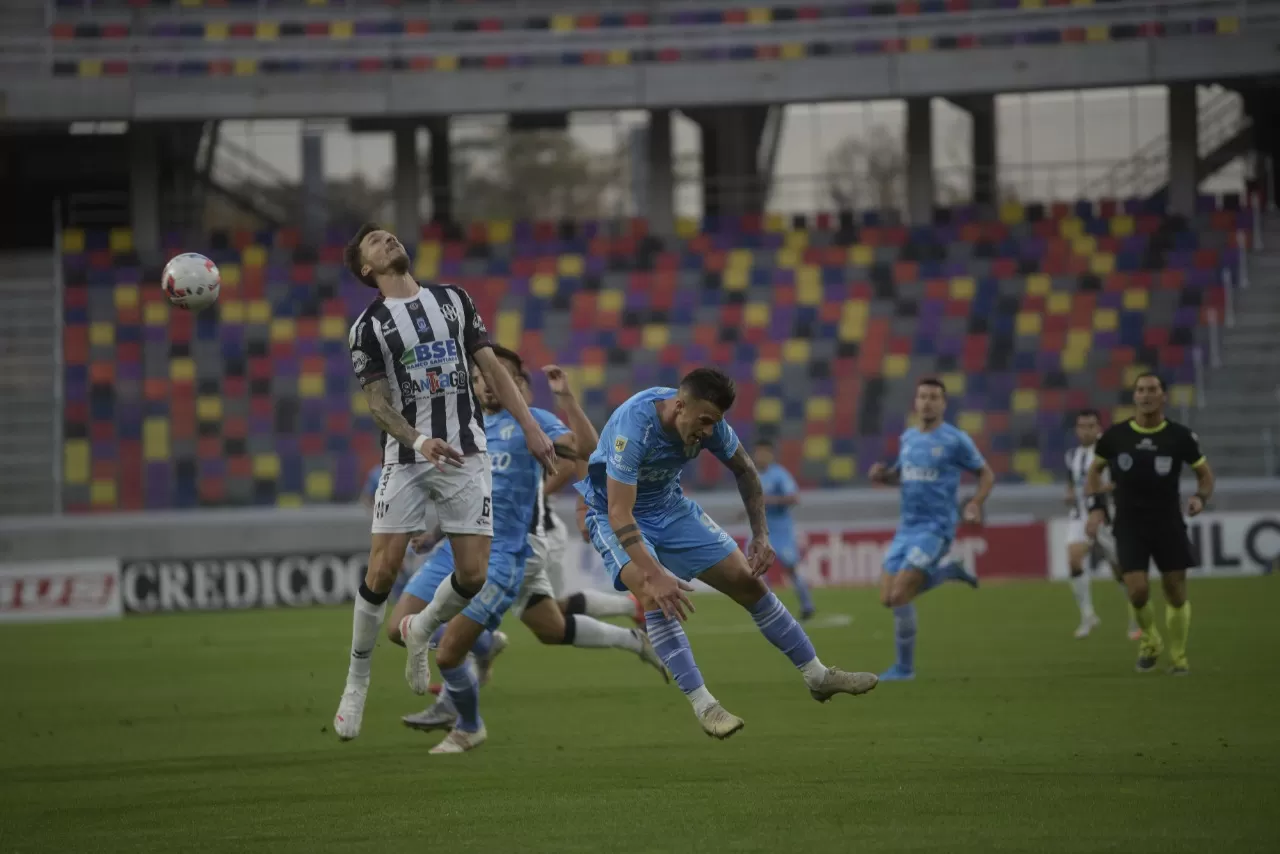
[1071,572,1094,618]
[571,615,642,652]
[688,684,718,716]
[580,589,636,618]
[407,573,473,642]
[799,656,827,687]
[347,594,386,686]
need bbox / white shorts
[541,512,570,596]
[513,532,556,618]
[1066,518,1117,562]
[371,454,493,537]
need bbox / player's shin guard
[645,610,712,710]
[893,604,917,673]
[1165,601,1191,664]
[439,663,482,733]
[347,582,388,685]
[407,573,477,643]
[749,593,824,684]
[1133,600,1158,637]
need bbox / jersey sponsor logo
[637,467,676,484]
[351,350,370,374]
[614,436,628,454]
[400,369,467,398]
[490,452,512,471]
[1155,456,1172,475]
[1136,438,1156,452]
[381,319,397,335]
[611,456,637,473]
[1117,453,1133,471]
[901,464,939,482]
[400,339,460,370]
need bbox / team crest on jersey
[415,316,429,334]
[441,304,459,323]
[614,436,628,453]
[1154,456,1172,475]
[500,423,516,441]
[1117,453,1133,471]
[351,351,370,373]
[931,445,943,458]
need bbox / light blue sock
[750,592,817,668]
[429,625,493,659]
[645,610,705,696]
[789,567,815,615]
[893,604,917,673]
[919,560,970,593]
[439,663,481,733]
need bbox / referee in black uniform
[1084,373,1214,674]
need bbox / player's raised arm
[543,364,598,493]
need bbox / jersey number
[481,497,491,519]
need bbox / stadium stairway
[1194,214,1280,475]
[0,252,61,515]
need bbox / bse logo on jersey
[400,339,459,370]
[901,464,939,482]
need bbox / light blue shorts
[404,540,526,631]
[771,535,800,569]
[883,526,953,575]
[584,497,739,592]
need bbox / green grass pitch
[3,577,1278,853]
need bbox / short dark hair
[916,376,947,396]
[680,367,736,413]
[1134,372,1166,392]
[1076,408,1101,422]
[489,344,524,375]
[755,437,775,449]
[344,222,380,289]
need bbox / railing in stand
[1262,427,1277,478]
[51,198,65,516]
[1237,229,1251,289]
[1192,345,1207,409]
[1206,308,1222,369]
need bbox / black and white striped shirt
[348,285,491,465]
[1065,444,1109,518]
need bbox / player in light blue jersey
[753,439,815,621]
[578,368,878,739]
[868,377,994,682]
[391,348,664,751]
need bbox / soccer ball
[162,253,221,311]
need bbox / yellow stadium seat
[144,418,169,461]
[1058,217,1083,239]
[957,411,984,435]
[1071,236,1096,256]
[270,318,296,342]
[551,14,575,30]
[907,36,930,52]
[206,21,228,40]
[804,435,831,460]
[1086,25,1109,41]
[780,42,805,60]
[747,7,771,24]
[1123,364,1151,387]
[676,217,699,239]
[247,300,271,324]
[496,311,522,349]
[79,60,102,78]
[277,494,303,509]
[63,229,85,253]
[1218,16,1239,34]
[744,302,769,327]
[1112,405,1135,422]
[999,201,1025,225]
[331,21,353,38]
[64,440,89,484]
[197,396,223,421]
[91,480,117,507]
[114,284,139,311]
[806,397,833,421]
[597,290,624,313]
[1072,0,1094,6]
[1170,384,1195,407]
[531,273,557,298]
[90,322,114,347]
[169,358,195,382]
[1021,0,1043,7]
[306,471,334,501]
[849,244,874,267]
[1067,329,1092,351]
[723,267,749,291]
[219,300,244,324]
[299,374,324,398]
[1016,312,1042,336]
[144,302,169,325]
[414,245,439,279]
[241,244,267,268]
[1047,292,1072,314]
[557,255,584,277]
[839,301,868,342]
[765,213,787,233]
[784,229,807,250]
[775,247,800,269]
[783,339,810,364]
[607,50,630,65]
[756,398,782,423]
[940,372,966,396]
[435,55,458,72]
[219,263,241,288]
[1093,308,1118,331]
[1110,215,1134,237]
[642,325,668,350]
[320,316,346,340]
[487,220,512,243]
[1090,254,1115,275]
[755,359,781,383]
[1012,388,1038,413]
[581,364,605,388]
[1123,289,1149,310]
[796,266,821,305]
[1029,471,1055,485]
[1061,350,1087,372]
[883,353,910,378]
[233,59,257,76]
[827,455,855,481]
[253,454,280,479]
[949,276,975,301]
[109,228,133,254]
[1025,273,1051,296]
[1013,449,1040,474]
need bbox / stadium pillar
[300,123,326,247]
[906,98,935,225]
[129,125,160,259]
[687,106,767,218]
[970,95,997,207]
[647,109,675,236]
[393,124,420,241]
[1167,83,1198,217]
[427,118,453,225]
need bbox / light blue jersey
[576,387,740,590]
[760,463,800,567]
[405,406,571,627]
[883,422,986,574]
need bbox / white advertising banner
[1048,510,1280,579]
[0,559,123,623]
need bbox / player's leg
[880,558,927,681]
[334,464,424,740]
[585,510,738,737]
[549,516,639,620]
[1066,521,1099,638]
[519,594,667,680]
[1115,522,1163,671]
[774,539,815,620]
[1154,529,1193,673]
[1096,526,1139,639]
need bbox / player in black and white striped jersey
[1063,409,1136,640]
[334,223,558,741]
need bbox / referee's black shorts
[1113,512,1196,574]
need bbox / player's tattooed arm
[363,377,423,450]
[725,445,768,539]
[613,523,642,550]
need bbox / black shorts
[1113,514,1196,574]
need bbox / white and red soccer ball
[162,252,221,311]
